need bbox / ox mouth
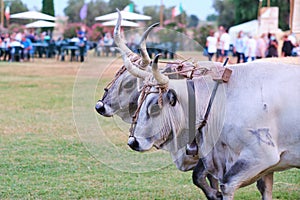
[95,100,113,117]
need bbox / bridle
[129,81,168,138]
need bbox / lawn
[0,53,299,199]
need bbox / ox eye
[148,104,161,117]
[123,80,134,89]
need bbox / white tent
[95,10,151,21]
[228,20,258,45]
[25,20,56,28]
[10,11,56,21]
[102,19,139,27]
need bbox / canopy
[102,19,139,27]
[228,20,258,45]
[25,20,56,28]
[10,11,56,21]
[95,10,151,21]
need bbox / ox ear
[167,89,177,106]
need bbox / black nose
[128,136,139,151]
[95,100,105,114]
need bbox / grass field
[0,53,299,199]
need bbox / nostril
[128,136,139,150]
[95,101,105,114]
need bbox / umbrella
[102,19,139,27]
[10,11,56,21]
[95,10,151,21]
[25,20,56,28]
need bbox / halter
[129,81,168,138]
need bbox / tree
[233,0,258,25]
[42,0,55,32]
[64,0,85,23]
[42,0,55,16]
[108,0,133,12]
[261,0,290,31]
[86,0,109,27]
[143,5,160,26]
[187,14,199,28]
[9,0,28,14]
[5,0,28,27]
[213,0,235,28]
[64,0,109,27]
[206,14,217,22]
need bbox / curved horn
[117,47,151,79]
[152,54,169,85]
[138,22,160,69]
[114,9,133,56]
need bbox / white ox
[126,55,300,200]
[95,9,281,200]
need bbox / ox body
[128,60,300,199]
[95,10,281,200]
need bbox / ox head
[95,9,159,122]
[127,54,189,152]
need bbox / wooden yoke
[213,67,232,83]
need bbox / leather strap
[187,79,196,144]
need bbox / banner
[80,4,88,20]
[259,7,279,34]
[5,6,10,20]
[291,0,300,33]
[123,3,134,12]
[172,3,183,18]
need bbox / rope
[129,81,168,137]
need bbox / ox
[95,10,276,199]
[95,10,212,172]
[125,54,300,199]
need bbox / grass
[0,53,299,199]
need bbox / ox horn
[117,47,151,79]
[114,9,133,56]
[152,54,169,85]
[138,22,160,69]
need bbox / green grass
[0,55,299,199]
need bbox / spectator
[288,33,297,46]
[21,34,33,61]
[219,28,230,62]
[2,33,11,61]
[214,25,224,62]
[256,33,267,59]
[9,36,23,62]
[266,33,278,57]
[281,34,294,57]
[244,33,256,62]
[292,43,300,56]
[103,32,114,56]
[234,31,245,63]
[76,26,87,62]
[206,29,217,61]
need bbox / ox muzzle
[127,136,139,151]
[95,100,112,117]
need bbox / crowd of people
[0,31,56,62]
[0,27,89,62]
[206,25,299,63]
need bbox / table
[60,45,80,61]
[32,42,49,58]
